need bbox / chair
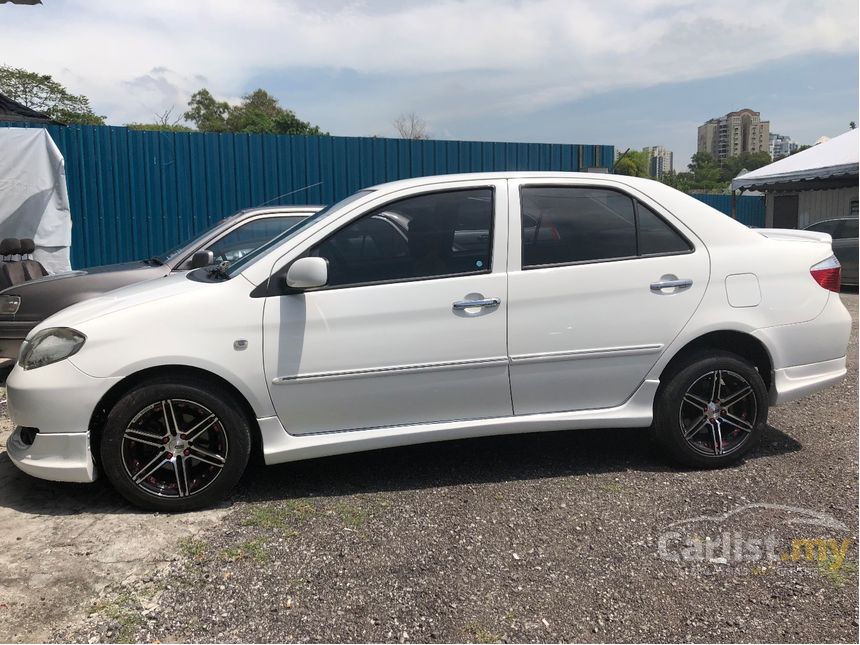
[0,238,28,290]
[19,239,49,280]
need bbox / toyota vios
[6,173,851,511]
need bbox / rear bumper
[6,425,96,483]
[770,356,847,405]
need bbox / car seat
[0,238,28,290]
[19,238,49,280]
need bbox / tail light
[810,255,842,292]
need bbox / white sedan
[6,172,851,511]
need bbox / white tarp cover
[732,128,859,191]
[0,127,72,273]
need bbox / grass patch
[219,538,270,563]
[177,537,208,561]
[241,500,315,530]
[818,557,858,587]
[335,502,368,529]
[465,623,502,644]
[91,593,145,643]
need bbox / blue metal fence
[1,123,614,269]
[689,193,765,227]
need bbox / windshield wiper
[144,256,165,266]
[207,260,231,280]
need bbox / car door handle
[650,279,693,292]
[452,297,501,310]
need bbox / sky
[1,0,857,168]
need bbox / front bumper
[6,426,96,482]
[6,359,120,483]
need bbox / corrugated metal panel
[689,193,765,227]
[0,123,614,268]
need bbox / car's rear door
[506,178,709,415]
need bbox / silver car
[803,218,858,287]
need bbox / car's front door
[506,180,709,415]
[262,181,512,435]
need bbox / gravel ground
[27,294,860,642]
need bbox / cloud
[0,0,856,130]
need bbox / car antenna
[611,148,631,173]
[255,182,324,207]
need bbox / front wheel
[100,377,251,511]
[654,351,768,468]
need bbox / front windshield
[225,189,375,277]
[156,214,240,263]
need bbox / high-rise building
[643,145,673,179]
[697,109,770,161]
[769,133,797,159]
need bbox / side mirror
[285,256,328,290]
[190,250,214,269]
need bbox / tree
[183,88,327,135]
[850,121,856,130]
[393,112,430,139]
[127,106,193,132]
[183,89,230,132]
[0,64,104,125]
[614,148,650,177]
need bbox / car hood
[34,270,203,332]
[0,261,164,295]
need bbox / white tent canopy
[732,129,859,192]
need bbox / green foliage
[126,122,193,132]
[183,88,230,132]
[184,87,328,135]
[660,150,774,192]
[614,149,650,177]
[0,64,105,125]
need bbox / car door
[506,179,709,415]
[262,181,512,435]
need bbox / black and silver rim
[121,399,228,498]
[679,369,757,457]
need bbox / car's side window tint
[209,216,305,263]
[838,219,858,239]
[311,188,493,288]
[521,187,637,267]
[638,203,692,255]
[807,220,840,235]
[521,186,692,268]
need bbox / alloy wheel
[678,369,757,457]
[121,398,229,498]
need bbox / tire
[100,376,251,512]
[654,350,768,468]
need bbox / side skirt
[258,380,658,465]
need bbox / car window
[208,216,306,263]
[638,203,692,255]
[521,187,637,266]
[806,220,841,235]
[310,188,493,288]
[838,219,858,239]
[521,186,692,268]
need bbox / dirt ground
[0,294,857,643]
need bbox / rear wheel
[100,377,251,511]
[654,351,768,468]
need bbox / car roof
[236,205,323,217]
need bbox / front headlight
[0,295,21,315]
[18,327,86,370]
